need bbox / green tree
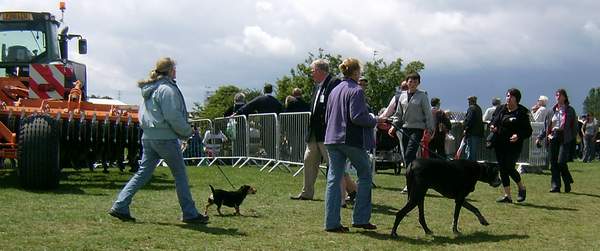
[362,58,425,113]
[583,87,600,117]
[275,48,342,102]
[191,85,262,119]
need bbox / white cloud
[222,26,296,57]
[1,0,599,112]
[256,1,274,13]
[583,21,600,40]
[327,30,376,59]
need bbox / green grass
[1,161,600,250]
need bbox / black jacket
[307,74,341,142]
[236,95,282,115]
[223,103,245,117]
[464,103,484,137]
[489,104,533,150]
[285,97,310,112]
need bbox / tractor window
[0,29,47,63]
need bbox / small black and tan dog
[204,185,257,216]
[391,159,501,236]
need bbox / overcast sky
[3,0,599,113]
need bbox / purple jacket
[324,78,377,149]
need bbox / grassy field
[1,161,599,250]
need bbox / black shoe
[182,214,209,224]
[564,184,571,193]
[549,188,560,193]
[290,195,312,200]
[517,189,526,202]
[108,209,136,222]
[496,196,512,203]
[325,225,349,233]
[352,223,377,230]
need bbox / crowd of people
[108,56,599,234]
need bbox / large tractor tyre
[17,115,61,189]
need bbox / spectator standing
[235,84,282,115]
[285,88,310,112]
[463,96,484,161]
[223,92,246,117]
[489,88,532,203]
[429,97,452,159]
[109,57,208,224]
[483,97,501,122]
[290,59,341,201]
[324,58,379,232]
[537,89,576,193]
[582,113,598,162]
[531,95,551,122]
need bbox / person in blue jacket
[109,57,208,224]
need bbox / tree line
[191,48,600,120]
[192,49,424,119]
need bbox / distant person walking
[109,57,208,224]
[582,113,598,162]
[463,96,484,161]
[234,84,283,115]
[537,89,577,193]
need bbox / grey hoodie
[391,89,434,131]
[139,76,192,140]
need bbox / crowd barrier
[185,113,549,175]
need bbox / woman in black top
[489,88,533,203]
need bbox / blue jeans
[111,139,200,220]
[466,136,481,161]
[324,144,372,230]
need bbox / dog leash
[215,165,236,189]
[395,127,453,161]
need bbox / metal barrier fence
[203,115,248,166]
[238,113,282,171]
[447,121,548,167]
[187,113,549,175]
[272,112,310,173]
[183,119,212,165]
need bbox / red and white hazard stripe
[28,64,71,99]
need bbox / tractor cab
[0,11,87,100]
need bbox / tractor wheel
[18,115,61,189]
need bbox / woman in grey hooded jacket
[109,57,208,224]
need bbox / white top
[483,106,497,122]
[533,106,551,123]
[202,130,228,153]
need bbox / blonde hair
[138,57,176,86]
[338,58,361,78]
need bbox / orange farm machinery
[0,9,141,189]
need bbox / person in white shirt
[531,95,550,122]
[483,97,501,122]
[203,129,228,157]
[582,113,599,162]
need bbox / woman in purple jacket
[323,58,382,232]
